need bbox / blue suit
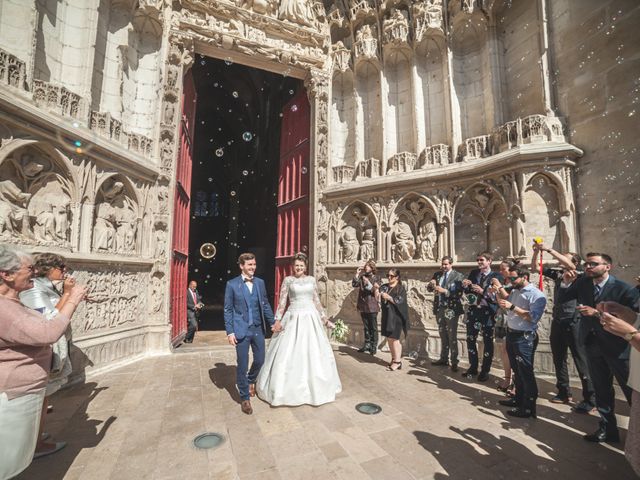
[224,275,275,401]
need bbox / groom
[224,252,281,414]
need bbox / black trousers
[437,308,461,365]
[506,330,539,413]
[549,319,595,403]
[186,309,198,341]
[465,307,494,374]
[585,337,632,433]
[360,312,379,351]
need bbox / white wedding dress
[256,275,342,406]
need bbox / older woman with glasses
[379,268,409,371]
[0,245,86,479]
[20,253,76,458]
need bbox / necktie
[593,284,601,300]
[191,290,197,304]
[440,272,448,287]
[479,273,486,287]
[243,277,253,283]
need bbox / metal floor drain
[193,432,225,450]
[355,402,382,415]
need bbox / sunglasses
[55,264,66,271]
[507,275,520,281]
[387,274,397,278]
[584,261,606,268]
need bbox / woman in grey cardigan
[20,253,76,459]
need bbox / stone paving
[18,345,636,480]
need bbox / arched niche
[453,184,510,261]
[416,37,447,146]
[355,60,383,162]
[0,141,75,246]
[523,174,563,251]
[92,175,140,255]
[389,194,438,263]
[450,16,489,140]
[336,201,379,264]
[384,49,413,156]
[331,71,357,167]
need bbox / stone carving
[333,165,355,183]
[279,0,316,27]
[459,134,492,161]
[387,152,417,173]
[354,24,378,61]
[417,219,437,261]
[0,47,27,90]
[93,179,138,254]
[0,151,73,245]
[420,144,450,167]
[33,80,84,120]
[150,272,164,313]
[160,137,174,168]
[74,267,148,332]
[163,100,176,125]
[332,41,351,72]
[359,223,376,261]
[338,225,360,262]
[383,8,409,45]
[392,221,416,262]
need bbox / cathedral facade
[0,0,637,377]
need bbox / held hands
[271,320,283,333]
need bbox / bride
[256,253,342,406]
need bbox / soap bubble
[291,104,298,112]
[301,166,308,174]
[232,91,239,98]
[242,132,253,142]
[215,148,224,157]
[242,170,248,176]
[224,58,233,65]
[230,191,236,196]
[289,89,294,95]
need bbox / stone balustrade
[350,0,375,21]
[0,48,26,90]
[458,134,492,161]
[383,19,409,46]
[332,165,355,184]
[90,111,154,158]
[355,157,380,179]
[387,152,417,173]
[420,144,451,167]
[33,79,86,120]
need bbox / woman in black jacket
[380,268,409,371]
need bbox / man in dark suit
[224,252,279,414]
[559,252,639,443]
[461,251,504,381]
[185,280,203,343]
[429,256,465,372]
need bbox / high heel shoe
[497,379,512,393]
[388,361,402,371]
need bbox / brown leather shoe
[249,383,256,397]
[241,400,253,415]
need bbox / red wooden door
[169,69,196,345]
[275,90,310,305]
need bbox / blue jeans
[235,325,265,401]
[506,330,539,413]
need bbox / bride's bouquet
[329,318,349,343]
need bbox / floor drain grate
[355,402,382,415]
[193,432,225,450]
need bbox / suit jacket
[223,276,275,340]
[559,274,639,357]
[186,288,202,312]
[431,270,465,315]
[465,268,504,314]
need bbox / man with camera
[429,256,465,372]
[531,242,595,412]
[352,259,381,355]
[559,252,639,443]
[461,252,504,381]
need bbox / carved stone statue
[160,138,173,167]
[392,221,416,262]
[0,179,30,236]
[339,225,360,263]
[417,220,437,261]
[93,202,117,251]
[33,203,56,241]
[359,224,376,261]
[279,0,316,27]
[116,209,137,253]
[163,101,175,125]
[356,24,372,43]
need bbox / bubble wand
[533,237,544,291]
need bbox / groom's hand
[227,334,237,346]
[272,320,283,333]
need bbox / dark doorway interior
[189,56,301,331]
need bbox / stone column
[411,56,426,155]
[78,202,95,252]
[537,0,556,115]
[305,69,331,277]
[486,21,505,127]
[445,46,462,158]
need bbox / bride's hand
[324,319,335,329]
[272,320,283,333]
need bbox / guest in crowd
[597,300,640,475]
[185,280,204,344]
[429,256,464,372]
[531,243,595,412]
[19,253,75,458]
[559,253,639,443]
[495,265,547,418]
[380,268,408,371]
[492,259,516,394]
[352,260,381,355]
[461,252,504,381]
[0,245,86,479]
